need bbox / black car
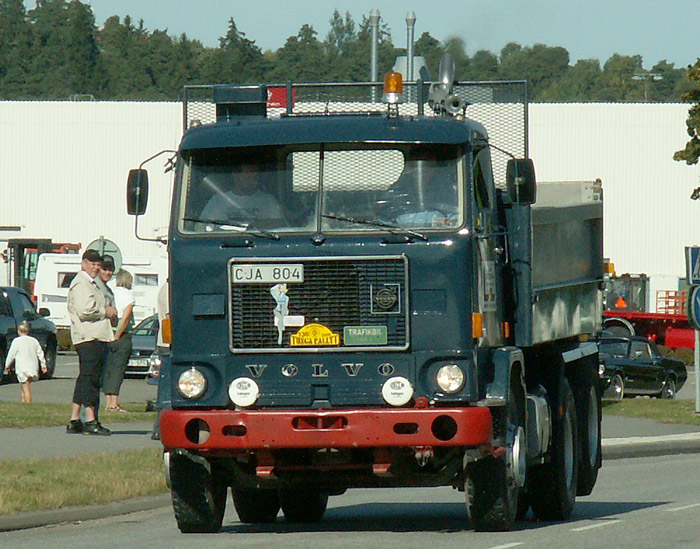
[597,335,687,399]
[125,314,158,377]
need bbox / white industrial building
[1,100,698,304]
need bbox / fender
[484,346,524,405]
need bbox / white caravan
[34,253,168,327]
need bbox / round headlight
[177,367,207,399]
[382,376,414,406]
[436,364,465,393]
[229,377,260,408]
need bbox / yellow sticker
[290,323,340,347]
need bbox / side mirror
[39,308,50,317]
[127,169,149,215]
[506,158,536,205]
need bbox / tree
[673,60,700,167]
[200,18,268,84]
[0,0,32,98]
[269,24,326,82]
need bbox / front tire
[529,378,578,521]
[42,342,57,379]
[605,373,624,400]
[279,488,328,523]
[170,454,227,533]
[465,372,526,531]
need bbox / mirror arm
[133,149,176,245]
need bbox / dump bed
[509,180,604,346]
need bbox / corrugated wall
[0,101,181,285]
[1,101,697,296]
[530,103,697,297]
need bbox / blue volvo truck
[128,55,603,533]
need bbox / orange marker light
[162,318,172,344]
[472,313,483,339]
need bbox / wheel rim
[611,375,624,400]
[506,423,527,489]
[664,379,676,398]
[586,387,599,467]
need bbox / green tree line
[0,0,694,102]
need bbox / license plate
[128,358,149,367]
[232,264,304,284]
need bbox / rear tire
[573,365,602,496]
[529,378,578,521]
[660,377,676,399]
[170,454,226,533]
[465,372,526,531]
[279,488,328,523]
[231,486,280,523]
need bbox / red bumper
[160,407,493,452]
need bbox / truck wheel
[660,376,676,399]
[573,367,602,496]
[465,373,526,531]
[279,488,328,522]
[231,486,280,523]
[529,378,578,521]
[170,454,227,533]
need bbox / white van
[34,253,168,327]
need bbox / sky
[25,1,700,69]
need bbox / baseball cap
[82,249,101,263]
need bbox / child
[4,322,47,403]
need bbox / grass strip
[602,398,700,425]
[0,448,167,515]
[0,402,156,428]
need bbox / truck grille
[229,256,408,352]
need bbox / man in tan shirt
[66,249,117,435]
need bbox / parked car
[0,286,57,380]
[597,335,687,399]
[125,314,158,378]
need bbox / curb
[3,435,700,532]
[602,432,700,460]
[0,493,170,533]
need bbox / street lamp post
[631,72,663,102]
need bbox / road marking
[571,519,621,532]
[486,543,523,549]
[666,502,700,512]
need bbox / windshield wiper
[183,217,280,240]
[322,214,427,241]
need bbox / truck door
[472,146,503,348]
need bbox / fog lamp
[382,376,413,406]
[598,363,606,376]
[177,367,207,399]
[229,377,260,408]
[436,364,465,393]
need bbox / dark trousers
[73,340,106,408]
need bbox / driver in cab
[199,162,283,228]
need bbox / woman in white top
[102,269,135,412]
[4,322,47,403]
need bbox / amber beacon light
[382,71,404,104]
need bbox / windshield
[178,144,463,235]
[598,339,629,357]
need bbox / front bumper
[160,406,493,453]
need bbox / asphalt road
[2,453,700,548]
